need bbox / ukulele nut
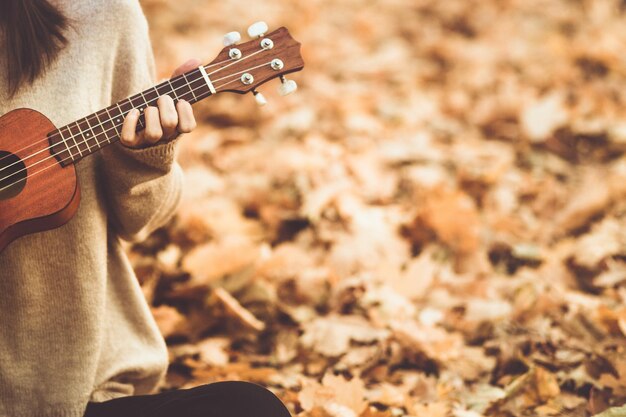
[229,48,242,60]
[271,59,284,71]
[241,73,254,85]
[260,38,274,50]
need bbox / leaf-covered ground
[130,0,626,416]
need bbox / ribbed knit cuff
[114,135,180,170]
[89,380,135,403]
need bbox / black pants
[83,381,292,417]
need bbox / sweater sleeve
[99,2,183,242]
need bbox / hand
[120,59,200,149]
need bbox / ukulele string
[0,48,269,171]
[0,62,274,193]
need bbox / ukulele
[0,22,304,253]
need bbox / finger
[157,95,179,139]
[171,58,201,78]
[176,99,197,134]
[120,109,140,147]
[143,106,163,145]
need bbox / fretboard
[48,67,212,166]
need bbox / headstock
[204,22,304,105]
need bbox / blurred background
[132,0,626,415]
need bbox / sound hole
[0,151,27,200]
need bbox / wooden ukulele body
[0,109,80,253]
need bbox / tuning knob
[223,31,241,46]
[253,90,267,106]
[278,77,298,96]
[247,21,268,38]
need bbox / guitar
[0,22,304,253]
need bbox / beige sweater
[0,1,182,416]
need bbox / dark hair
[0,0,69,96]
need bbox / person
[0,1,291,416]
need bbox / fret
[182,72,197,101]
[88,112,108,142]
[169,75,187,91]
[110,104,124,124]
[64,125,86,157]
[186,69,211,104]
[125,96,146,129]
[76,119,97,150]
[89,126,101,149]
[60,126,81,158]
[138,87,163,129]
[140,87,160,128]
[169,75,190,103]
[115,102,128,132]
[129,95,144,112]
[144,87,160,105]
[87,110,109,148]
[193,86,211,103]
[103,107,121,137]
[112,102,127,131]
[163,80,176,100]
[189,75,209,103]
[56,129,75,163]
[117,100,134,115]
[137,110,145,129]
[139,91,149,110]
[83,116,99,145]
[75,121,92,152]
[87,112,108,148]
[140,90,158,117]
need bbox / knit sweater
[0,1,181,416]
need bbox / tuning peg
[278,77,298,96]
[223,31,241,46]
[247,21,268,38]
[253,90,267,106]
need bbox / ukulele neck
[47,26,305,167]
[48,67,213,167]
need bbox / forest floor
[131,0,626,416]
